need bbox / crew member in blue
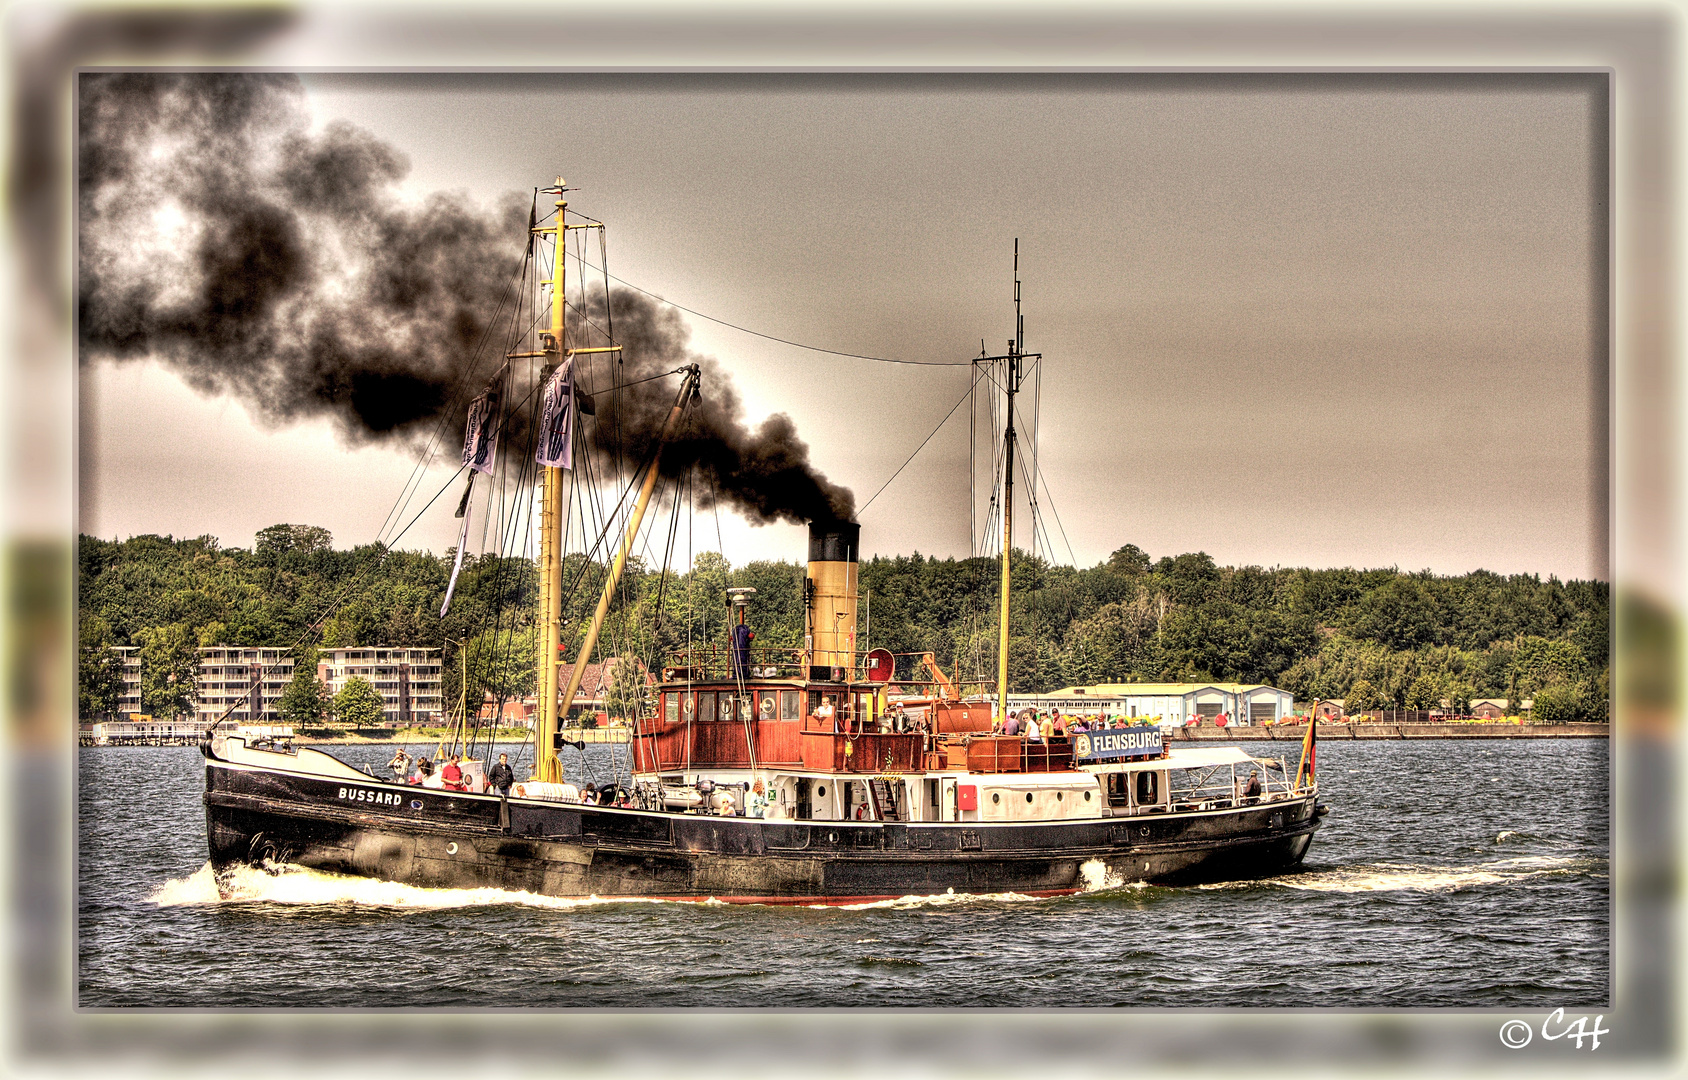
[730,620,755,680]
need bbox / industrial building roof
[1045,682,1288,696]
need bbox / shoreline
[79,722,1607,747]
[1171,721,1608,741]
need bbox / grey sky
[79,73,1606,580]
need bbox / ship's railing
[658,645,994,693]
[1168,758,1297,810]
[659,646,809,682]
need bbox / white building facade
[108,644,442,726]
[1006,682,1296,727]
[317,647,443,725]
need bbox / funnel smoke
[79,72,525,445]
[570,289,855,525]
[79,72,854,525]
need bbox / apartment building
[108,645,293,724]
[197,647,293,724]
[317,647,443,726]
[108,644,441,726]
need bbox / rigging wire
[376,191,537,547]
[856,367,982,516]
[567,257,971,368]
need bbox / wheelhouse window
[779,690,799,720]
[664,693,679,725]
[695,691,715,722]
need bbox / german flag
[1296,709,1318,789]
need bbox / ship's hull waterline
[203,753,1321,904]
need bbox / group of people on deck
[993,708,1158,740]
[388,749,516,796]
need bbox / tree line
[78,525,1610,724]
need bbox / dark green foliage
[77,527,1609,717]
[277,661,330,726]
[134,622,198,719]
[78,615,125,719]
[334,676,385,726]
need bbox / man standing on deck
[488,753,515,797]
[731,621,754,681]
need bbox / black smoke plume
[570,290,855,525]
[79,72,854,525]
[79,73,526,444]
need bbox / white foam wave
[824,887,1048,911]
[1079,857,1126,893]
[1262,855,1591,894]
[148,862,669,911]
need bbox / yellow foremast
[530,177,694,782]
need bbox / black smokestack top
[572,288,856,526]
[808,520,860,563]
[78,72,527,445]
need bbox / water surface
[77,737,1608,1008]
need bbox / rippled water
[78,738,1608,1008]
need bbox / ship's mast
[535,180,569,783]
[976,241,1037,727]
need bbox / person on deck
[442,754,463,788]
[747,779,769,819]
[388,748,411,780]
[488,753,514,796]
[731,621,755,680]
[409,757,433,785]
[1039,712,1055,742]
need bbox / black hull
[204,756,1321,903]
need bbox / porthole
[828,832,838,843]
[1083,791,1092,801]
[1025,792,1034,803]
[446,842,458,855]
[991,792,1001,804]
[817,786,827,797]
[1056,791,1064,802]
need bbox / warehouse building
[1007,682,1295,726]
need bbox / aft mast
[977,240,1038,727]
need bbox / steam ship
[203,179,1326,903]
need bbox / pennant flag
[462,389,500,476]
[536,358,576,469]
[440,483,474,617]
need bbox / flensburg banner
[462,389,500,475]
[1071,727,1164,761]
[536,358,575,469]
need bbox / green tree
[1510,636,1590,697]
[134,622,199,720]
[78,616,126,719]
[278,648,329,726]
[1404,673,1443,710]
[255,523,333,556]
[1107,543,1151,576]
[603,655,650,721]
[333,676,385,727]
[1344,678,1386,711]
[463,625,537,704]
[1529,681,1585,724]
